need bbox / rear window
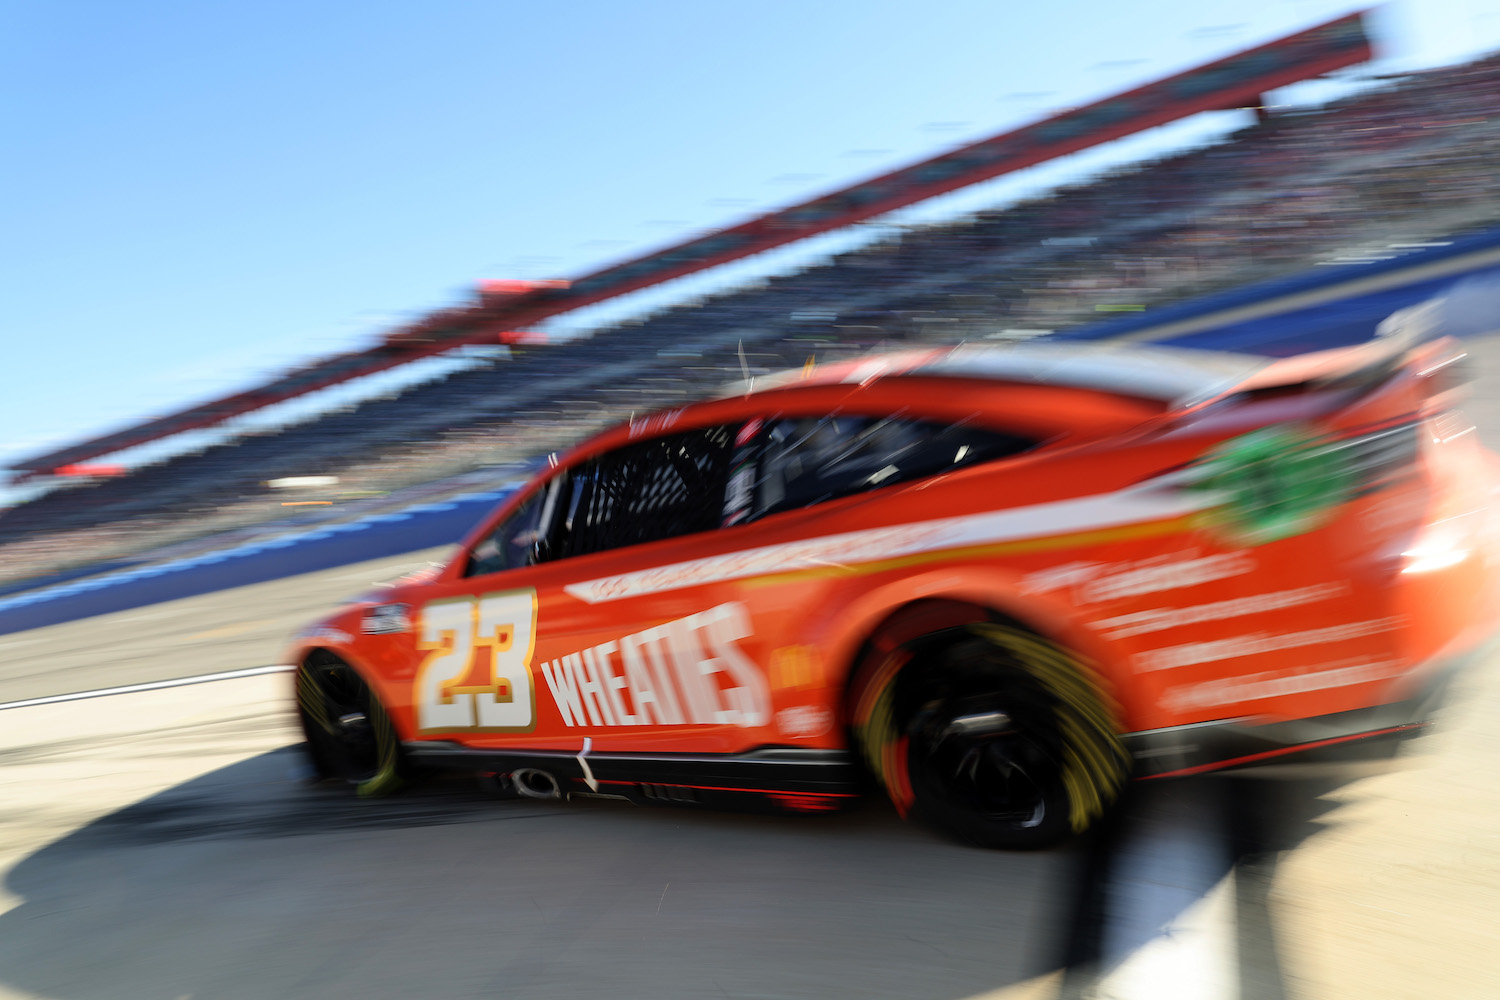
[724,415,1036,523]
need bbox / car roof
[724,342,1271,409]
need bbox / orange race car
[290,312,1499,848]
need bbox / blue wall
[0,489,517,636]
[1054,223,1500,349]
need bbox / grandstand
[7,21,1500,584]
[11,12,1374,483]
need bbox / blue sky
[7,0,1500,490]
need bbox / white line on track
[0,664,295,712]
[1091,787,1237,999]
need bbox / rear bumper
[1125,639,1479,778]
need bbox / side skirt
[404,743,863,811]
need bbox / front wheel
[296,653,407,798]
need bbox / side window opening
[466,423,738,575]
[465,476,563,578]
[557,423,737,560]
[742,415,1036,520]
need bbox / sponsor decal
[538,602,770,728]
[1082,551,1255,603]
[1134,617,1403,673]
[414,590,538,733]
[566,481,1215,603]
[302,626,353,645]
[776,704,834,739]
[722,461,755,527]
[768,645,824,690]
[1089,582,1346,638]
[1020,561,1103,597]
[572,523,949,604]
[628,408,684,439]
[1187,426,1355,546]
[1160,657,1406,712]
[362,602,412,634]
[1021,549,1256,604]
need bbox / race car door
[413,419,775,756]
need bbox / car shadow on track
[0,745,1379,1000]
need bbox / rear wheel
[856,623,1129,850]
[296,652,406,798]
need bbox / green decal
[1189,427,1354,546]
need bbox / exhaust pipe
[511,768,562,800]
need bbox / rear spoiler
[1214,300,1471,405]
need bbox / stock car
[290,312,1499,848]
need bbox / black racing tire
[857,623,1129,850]
[296,652,407,798]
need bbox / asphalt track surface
[3,347,1500,996]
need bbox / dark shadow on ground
[0,745,1386,1000]
[1,747,1066,1000]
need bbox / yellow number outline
[414,589,539,734]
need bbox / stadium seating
[6,50,1500,581]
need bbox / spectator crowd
[8,49,1500,584]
